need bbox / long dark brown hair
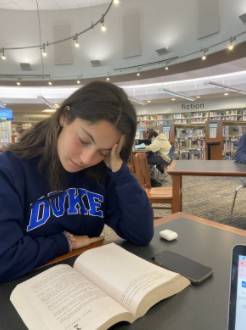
[7,81,137,191]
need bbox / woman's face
[57,115,122,173]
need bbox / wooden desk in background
[1,212,246,330]
[167,159,246,213]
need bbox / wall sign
[182,104,205,110]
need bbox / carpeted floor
[103,174,246,237]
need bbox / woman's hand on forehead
[103,134,125,172]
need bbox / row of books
[222,126,246,136]
[222,140,238,152]
[173,113,186,118]
[178,150,205,160]
[209,110,241,116]
[176,128,205,138]
[192,112,209,117]
[137,116,156,121]
[175,140,205,150]
[157,114,173,119]
[190,118,207,123]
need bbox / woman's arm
[0,166,70,283]
[104,162,154,245]
[145,140,160,153]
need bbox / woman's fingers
[73,235,105,249]
[88,236,105,244]
[117,135,125,154]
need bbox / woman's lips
[70,159,84,169]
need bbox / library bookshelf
[156,121,246,161]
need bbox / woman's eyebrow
[81,128,112,150]
[81,128,95,143]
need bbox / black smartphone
[228,245,246,330]
[150,250,213,285]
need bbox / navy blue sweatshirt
[0,151,153,283]
[234,133,246,163]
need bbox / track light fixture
[228,37,236,50]
[204,81,246,95]
[42,44,47,57]
[158,88,196,101]
[77,80,80,84]
[16,79,21,86]
[48,81,52,85]
[201,48,208,60]
[101,16,106,31]
[165,65,168,70]
[1,48,6,60]
[74,34,79,48]
[106,77,110,81]
[128,96,147,105]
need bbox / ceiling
[1,0,246,83]
[1,0,246,120]
[0,0,111,10]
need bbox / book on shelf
[10,243,190,330]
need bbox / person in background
[15,128,25,143]
[146,129,171,179]
[234,133,246,185]
[234,133,246,163]
[0,81,154,283]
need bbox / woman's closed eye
[99,151,109,157]
[79,138,89,145]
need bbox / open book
[10,243,190,330]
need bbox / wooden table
[1,212,246,330]
[45,211,246,267]
[167,160,246,213]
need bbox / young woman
[0,81,153,283]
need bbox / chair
[231,177,246,214]
[133,153,173,218]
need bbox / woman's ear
[59,106,70,127]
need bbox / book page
[11,264,132,330]
[74,244,178,316]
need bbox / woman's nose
[80,148,95,165]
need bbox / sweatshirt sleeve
[146,140,160,153]
[0,165,70,283]
[234,134,246,163]
[104,162,154,246]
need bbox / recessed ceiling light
[147,100,151,103]
[224,93,229,96]
[196,96,200,98]
[48,81,52,85]
[137,73,140,76]
[17,82,21,86]
[171,98,176,101]
[42,109,56,112]
[3,103,6,105]
[77,80,80,84]
[202,55,206,60]
[106,77,110,81]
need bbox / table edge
[40,212,246,269]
